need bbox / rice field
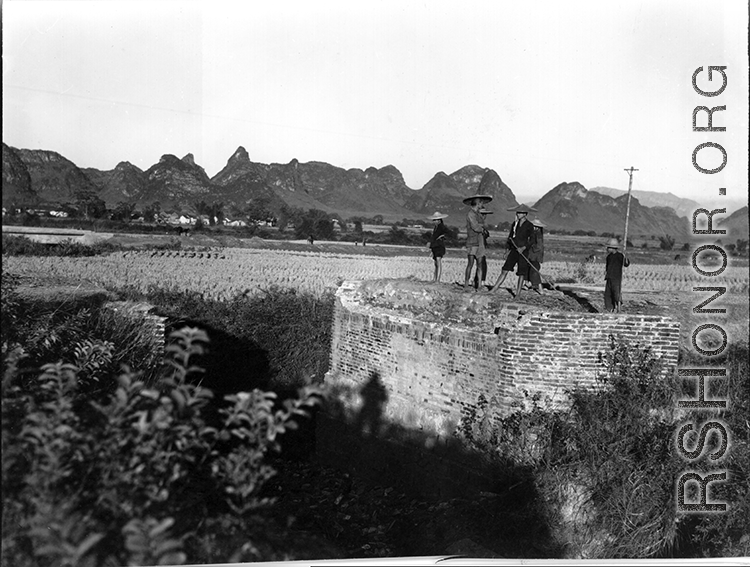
[4,247,748,301]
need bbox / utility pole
[623,167,638,254]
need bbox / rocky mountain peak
[552,181,588,200]
[2,143,38,207]
[477,169,505,194]
[230,146,250,162]
[115,161,142,173]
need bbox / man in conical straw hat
[462,194,492,291]
[490,203,537,298]
[427,211,449,282]
[604,237,630,312]
[473,206,493,289]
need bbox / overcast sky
[3,0,748,209]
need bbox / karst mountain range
[4,143,748,237]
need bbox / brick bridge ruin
[317,278,681,499]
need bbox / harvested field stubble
[4,249,748,299]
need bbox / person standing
[490,204,536,297]
[463,194,492,291]
[604,238,630,312]
[526,218,546,295]
[474,207,493,289]
[427,211,449,282]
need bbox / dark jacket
[430,222,449,252]
[605,251,630,281]
[526,228,544,263]
[507,218,534,251]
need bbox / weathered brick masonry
[324,279,680,435]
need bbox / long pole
[623,167,638,254]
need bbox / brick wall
[324,280,681,436]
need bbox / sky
[3,0,748,210]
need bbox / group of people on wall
[426,193,630,312]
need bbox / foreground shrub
[677,342,750,558]
[2,327,320,566]
[542,338,683,558]
[0,272,21,347]
[454,337,745,558]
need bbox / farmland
[5,243,747,298]
[6,235,748,352]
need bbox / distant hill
[209,146,289,213]
[718,206,749,240]
[591,186,700,219]
[2,143,38,207]
[260,157,417,219]
[83,161,148,206]
[136,153,215,211]
[3,143,703,239]
[404,166,519,224]
[10,147,99,208]
[532,182,689,238]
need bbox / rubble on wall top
[336,278,588,331]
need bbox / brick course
[325,280,681,437]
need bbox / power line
[3,84,461,151]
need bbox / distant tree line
[5,200,748,256]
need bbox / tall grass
[674,343,750,558]
[121,286,335,392]
[454,337,749,558]
[2,287,164,395]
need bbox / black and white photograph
[2,0,748,563]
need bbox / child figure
[604,238,630,312]
[526,218,546,294]
[427,212,449,282]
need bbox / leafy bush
[2,326,321,566]
[454,390,562,469]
